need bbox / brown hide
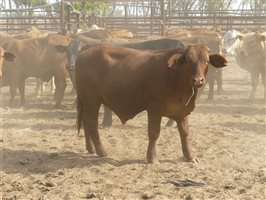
[12,28,44,40]
[70,33,100,45]
[75,44,227,163]
[2,33,70,107]
[78,29,112,39]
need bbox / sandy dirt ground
[1,57,265,200]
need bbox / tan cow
[1,33,70,107]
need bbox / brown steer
[75,44,227,163]
[2,33,70,108]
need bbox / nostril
[193,78,204,85]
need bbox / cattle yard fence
[0,1,265,37]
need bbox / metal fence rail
[0,1,265,37]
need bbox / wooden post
[150,0,154,35]
[161,0,165,36]
[66,4,71,31]
[60,0,65,31]
[124,5,128,29]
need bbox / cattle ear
[55,45,67,52]
[238,35,244,40]
[4,52,16,61]
[167,54,183,69]
[261,35,266,41]
[209,54,228,68]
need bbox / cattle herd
[0,26,265,164]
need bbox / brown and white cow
[75,44,227,163]
[1,33,70,108]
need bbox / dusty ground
[1,57,265,200]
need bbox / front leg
[207,78,214,101]
[216,69,225,94]
[54,71,67,108]
[176,116,198,163]
[147,105,162,163]
[9,74,20,108]
[249,71,259,100]
[18,79,25,106]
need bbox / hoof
[185,157,199,164]
[96,149,108,157]
[53,104,66,109]
[217,89,225,95]
[87,150,96,155]
[147,159,160,164]
[147,156,159,164]
[20,101,26,107]
[206,97,213,102]
[102,121,112,128]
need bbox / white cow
[223,30,266,100]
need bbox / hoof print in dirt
[86,193,97,199]
[185,194,193,200]
[18,159,31,165]
[141,192,155,199]
[45,181,57,188]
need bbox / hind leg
[9,73,20,107]
[216,69,225,94]
[207,78,215,101]
[102,106,112,127]
[35,78,43,97]
[83,99,108,157]
[18,79,25,106]
[249,71,259,100]
[261,68,266,100]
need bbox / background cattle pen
[1,0,266,200]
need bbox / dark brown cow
[1,33,70,107]
[75,44,227,163]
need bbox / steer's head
[168,44,227,88]
[0,47,16,77]
[55,39,83,71]
[239,32,266,57]
[223,30,243,55]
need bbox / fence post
[60,0,65,31]
[66,4,71,31]
[150,0,154,35]
[161,0,165,36]
[124,5,128,29]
